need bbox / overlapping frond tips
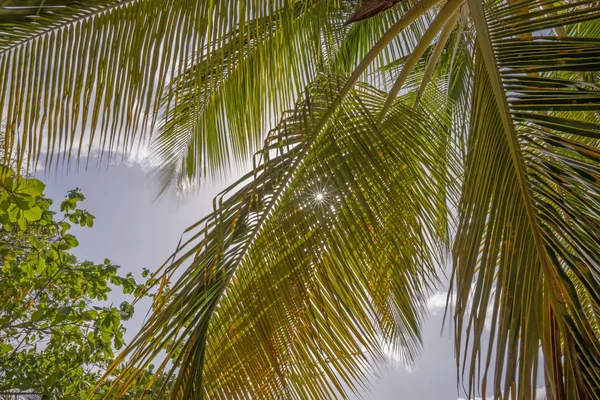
[454,1,600,398]
[6,1,600,399]
[149,0,448,195]
[0,0,450,193]
[0,1,334,180]
[379,0,463,118]
[103,75,456,399]
[149,1,349,194]
[1,0,189,172]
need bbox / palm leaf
[100,2,452,397]
[379,0,463,117]
[454,1,600,398]
[103,74,455,399]
[6,1,600,398]
[0,0,448,193]
[149,1,350,193]
[1,0,189,170]
[0,1,339,177]
[150,0,444,194]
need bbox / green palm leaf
[150,0,440,193]
[1,0,189,170]
[150,1,344,193]
[104,75,455,399]
[0,1,340,176]
[454,1,600,398]
[3,0,600,399]
[0,0,443,192]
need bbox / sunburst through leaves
[297,175,341,218]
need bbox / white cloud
[428,287,495,332]
[381,342,417,373]
[360,341,417,374]
[427,291,455,316]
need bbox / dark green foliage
[0,167,170,398]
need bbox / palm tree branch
[0,1,324,176]
[379,0,463,119]
[104,75,455,399]
[102,1,456,391]
[149,1,348,193]
[454,1,600,398]
[0,0,135,54]
[414,4,462,107]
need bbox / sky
[43,161,545,400]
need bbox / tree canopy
[1,1,599,399]
[0,167,172,399]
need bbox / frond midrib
[210,0,446,313]
[467,0,563,300]
[0,0,138,56]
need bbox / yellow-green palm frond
[150,0,445,194]
[103,75,457,399]
[6,0,600,398]
[454,1,600,398]
[0,1,344,178]
[0,0,448,194]
[150,1,351,194]
[1,0,195,171]
[330,1,432,79]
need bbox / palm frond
[414,3,462,107]
[1,0,187,171]
[454,1,600,398]
[7,1,600,399]
[150,0,446,194]
[0,1,334,177]
[332,1,432,80]
[149,1,349,194]
[380,0,463,117]
[103,75,456,399]
[0,0,448,193]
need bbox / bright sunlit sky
[43,160,544,400]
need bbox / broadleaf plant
[0,168,172,398]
